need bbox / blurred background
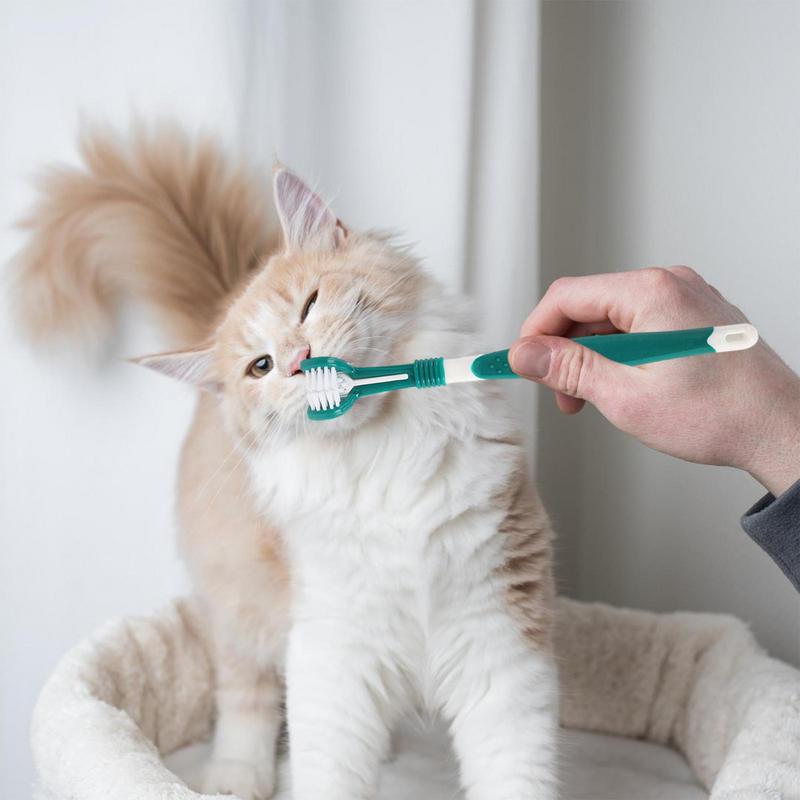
[1,0,798,795]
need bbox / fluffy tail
[12,123,277,347]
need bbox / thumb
[509,335,636,406]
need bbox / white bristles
[305,366,347,411]
[304,366,411,413]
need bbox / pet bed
[31,597,800,799]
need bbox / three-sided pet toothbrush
[301,323,758,420]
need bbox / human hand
[509,267,800,496]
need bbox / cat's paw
[202,758,275,800]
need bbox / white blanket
[165,725,707,800]
[31,597,800,799]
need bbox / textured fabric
[741,478,800,592]
[164,727,707,800]
[31,597,800,800]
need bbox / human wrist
[745,378,800,497]
[751,439,800,499]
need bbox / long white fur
[12,130,556,800]
[136,166,557,799]
[247,312,557,799]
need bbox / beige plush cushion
[555,599,800,798]
[31,597,800,799]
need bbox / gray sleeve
[741,478,800,592]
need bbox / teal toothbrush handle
[471,326,716,378]
[573,326,715,366]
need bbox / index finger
[520,269,675,338]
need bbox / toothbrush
[301,323,758,420]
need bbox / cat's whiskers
[192,408,285,511]
[199,409,284,511]
[190,424,254,508]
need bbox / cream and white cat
[15,126,557,800]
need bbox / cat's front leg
[286,620,394,800]
[443,629,558,800]
[203,640,282,800]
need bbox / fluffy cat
[14,125,557,800]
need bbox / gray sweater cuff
[741,477,800,592]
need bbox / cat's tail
[11,123,277,347]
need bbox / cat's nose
[287,345,310,376]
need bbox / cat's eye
[246,355,273,378]
[300,290,318,323]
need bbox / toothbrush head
[301,357,358,420]
[301,355,418,421]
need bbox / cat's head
[136,167,428,442]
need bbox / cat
[14,125,557,800]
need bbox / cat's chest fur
[247,406,519,634]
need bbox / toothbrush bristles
[305,366,343,411]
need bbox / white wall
[540,0,800,665]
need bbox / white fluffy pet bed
[32,597,800,800]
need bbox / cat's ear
[273,165,347,252]
[131,346,221,393]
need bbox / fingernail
[512,341,551,379]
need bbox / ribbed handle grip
[413,357,446,387]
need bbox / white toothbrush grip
[443,355,482,384]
